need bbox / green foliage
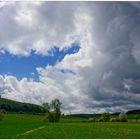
[98,117,104,122]
[110,117,120,122]
[42,99,61,123]
[0,98,44,114]
[119,112,128,122]
[42,103,50,113]
[134,115,138,122]
[101,112,111,122]
[48,112,57,122]
[50,99,61,122]
[88,118,94,122]
[88,117,98,122]
[0,109,6,114]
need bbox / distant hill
[127,109,140,114]
[67,113,101,118]
[67,110,140,118]
[0,98,44,114]
[0,97,140,115]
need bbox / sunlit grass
[0,113,140,139]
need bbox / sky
[0,1,140,114]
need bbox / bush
[44,111,61,123]
[110,118,116,122]
[82,120,87,123]
[119,112,128,122]
[110,117,120,122]
[134,115,139,122]
[47,112,61,123]
[33,112,38,115]
[101,112,111,122]
[43,115,49,122]
[88,117,98,122]
[55,111,61,122]
[48,112,55,122]
[61,114,65,117]
[0,110,4,121]
[98,117,104,122]
[19,111,24,114]
[88,118,94,122]
[0,109,6,114]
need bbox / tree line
[0,98,44,114]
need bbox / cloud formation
[0,2,140,113]
[0,2,80,56]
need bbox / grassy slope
[0,98,43,113]
[0,113,140,139]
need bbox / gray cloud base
[0,2,140,114]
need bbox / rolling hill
[0,98,44,114]
[0,97,140,115]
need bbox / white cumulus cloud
[1,2,140,114]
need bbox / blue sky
[1,2,140,114]
[0,43,80,81]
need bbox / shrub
[88,118,94,122]
[119,112,128,122]
[88,117,98,122]
[43,115,49,122]
[110,117,120,122]
[82,120,87,123]
[98,117,104,122]
[0,109,6,114]
[19,111,24,114]
[61,114,65,117]
[44,111,61,123]
[101,112,111,122]
[135,115,138,122]
[55,110,61,122]
[33,112,38,115]
[48,112,57,122]
[110,118,116,122]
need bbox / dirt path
[14,125,46,138]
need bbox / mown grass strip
[15,125,45,138]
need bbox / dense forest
[0,98,44,114]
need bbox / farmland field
[0,113,140,139]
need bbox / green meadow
[0,113,140,139]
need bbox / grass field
[0,114,44,138]
[0,113,140,139]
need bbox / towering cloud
[0,2,140,113]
